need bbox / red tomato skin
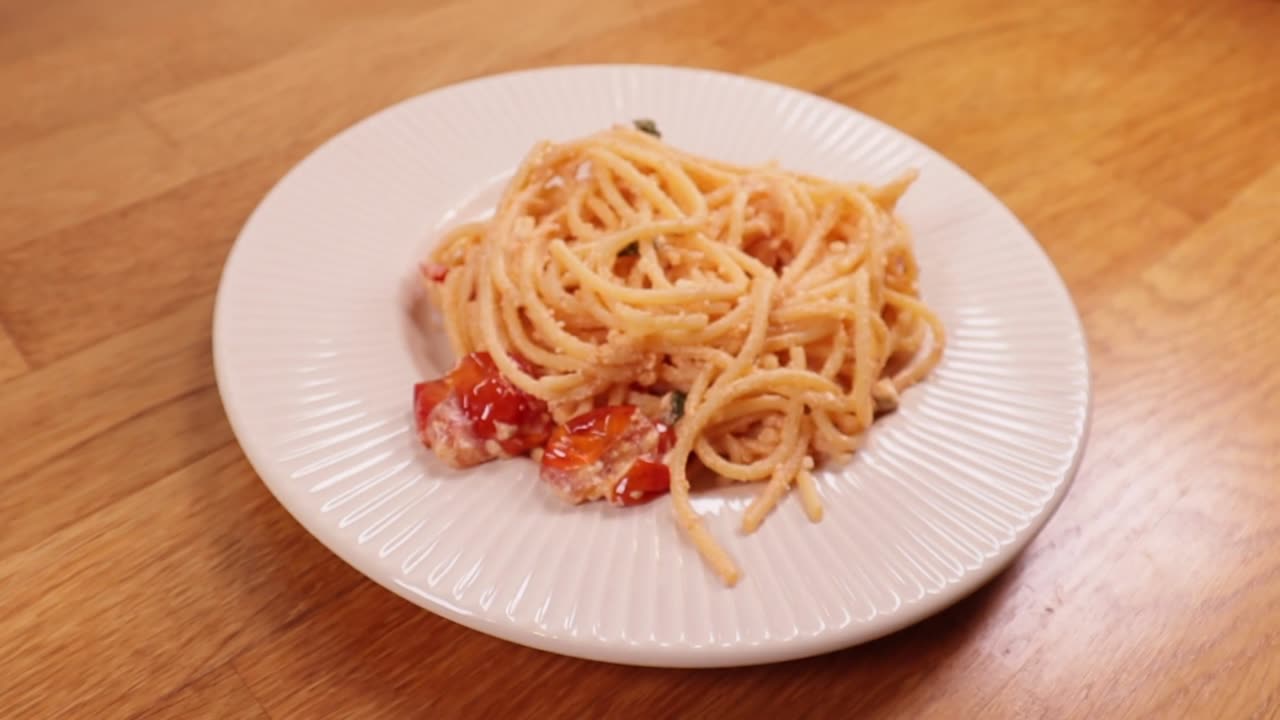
[539,405,671,506]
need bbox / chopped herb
[633,118,661,138]
[618,242,640,257]
[668,391,687,424]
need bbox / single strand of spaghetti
[870,313,893,380]
[716,276,776,386]
[484,191,540,300]
[773,300,865,323]
[705,206,729,239]
[437,262,473,356]
[841,183,882,227]
[738,435,781,461]
[885,290,946,390]
[850,268,875,430]
[796,266,863,297]
[572,281,625,328]
[587,147,684,219]
[550,239,746,305]
[665,413,741,587]
[833,411,863,435]
[535,260,583,316]
[604,140,708,217]
[517,228,599,360]
[684,515,741,586]
[535,258,591,321]
[625,391,664,416]
[768,176,807,248]
[458,248,485,353]
[624,259,645,287]
[475,252,533,390]
[716,241,774,279]
[476,241,583,398]
[611,129,742,185]
[782,174,818,247]
[790,345,808,373]
[511,288,596,369]
[868,169,918,210]
[596,164,639,222]
[694,424,795,483]
[721,434,751,465]
[682,363,717,424]
[682,370,844,439]
[723,188,748,248]
[632,193,655,223]
[643,157,709,218]
[706,394,791,421]
[778,201,840,291]
[430,222,484,265]
[741,421,809,533]
[854,217,889,308]
[763,324,841,353]
[636,241,674,289]
[492,142,551,222]
[667,345,736,371]
[588,218,702,262]
[658,363,701,387]
[500,249,570,367]
[683,232,751,288]
[820,321,850,378]
[695,342,806,481]
[797,389,860,413]
[673,368,845,564]
[584,193,619,231]
[795,468,823,523]
[893,314,926,357]
[792,175,818,218]
[566,183,603,241]
[499,296,585,372]
[704,409,782,439]
[606,302,711,332]
[702,182,738,207]
[688,299,735,315]
[812,409,861,454]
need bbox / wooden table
[2,1,1278,717]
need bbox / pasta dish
[411,120,944,586]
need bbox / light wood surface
[2,1,1278,717]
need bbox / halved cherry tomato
[413,379,451,445]
[421,262,450,283]
[654,421,677,454]
[452,352,551,454]
[412,352,552,460]
[540,405,670,506]
[541,406,640,471]
[613,458,671,506]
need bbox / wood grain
[0,323,26,382]
[136,665,270,720]
[1,0,1277,717]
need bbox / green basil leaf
[669,391,687,423]
[633,118,661,138]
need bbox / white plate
[214,64,1090,667]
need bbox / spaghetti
[416,122,944,586]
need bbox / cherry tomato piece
[612,458,671,506]
[412,352,552,461]
[542,406,641,472]
[413,380,451,443]
[421,262,449,283]
[540,405,670,506]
